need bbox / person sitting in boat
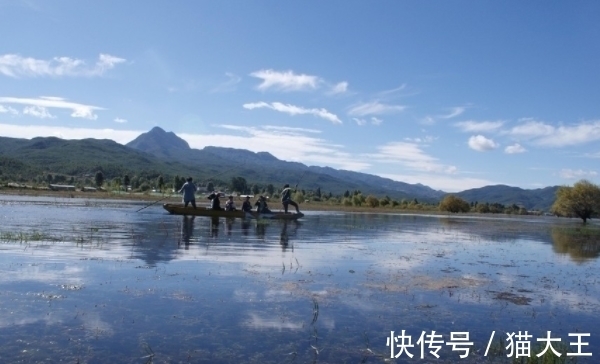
[225,195,237,211]
[241,196,253,212]
[178,177,197,209]
[254,195,271,213]
[207,191,223,210]
[281,184,300,214]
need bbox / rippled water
[0,195,598,363]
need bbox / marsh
[0,195,598,363]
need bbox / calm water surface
[0,195,598,363]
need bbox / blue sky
[1,1,599,192]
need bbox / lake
[0,195,598,363]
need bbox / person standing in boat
[225,195,237,211]
[281,184,300,214]
[178,177,197,209]
[207,191,223,210]
[241,196,253,212]
[254,195,271,213]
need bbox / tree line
[438,179,600,224]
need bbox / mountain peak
[126,127,190,157]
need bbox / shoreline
[0,187,444,212]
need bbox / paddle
[135,192,174,212]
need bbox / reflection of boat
[164,204,245,217]
[163,204,304,220]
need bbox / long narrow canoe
[162,203,304,220]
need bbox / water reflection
[256,221,266,240]
[1,197,599,363]
[241,219,251,236]
[210,216,220,238]
[225,217,235,236]
[552,227,600,262]
[180,215,195,249]
[279,220,301,251]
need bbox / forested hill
[0,127,560,210]
[454,185,559,211]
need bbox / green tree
[266,184,275,196]
[294,190,305,203]
[551,179,600,224]
[252,184,260,195]
[123,175,130,191]
[230,176,249,194]
[343,190,350,198]
[365,195,380,208]
[157,175,164,193]
[95,171,104,188]
[113,177,122,192]
[206,181,214,192]
[352,194,364,207]
[439,195,471,213]
[315,187,321,199]
[174,175,184,191]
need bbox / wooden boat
[162,204,304,220]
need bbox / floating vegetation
[489,291,533,306]
[0,230,55,243]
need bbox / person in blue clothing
[281,184,300,214]
[178,177,197,209]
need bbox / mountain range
[0,126,559,210]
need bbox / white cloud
[0,53,125,78]
[114,117,127,123]
[353,117,383,126]
[535,121,600,147]
[507,120,600,147]
[381,173,495,193]
[509,120,555,137]
[377,84,407,96]
[243,101,342,124]
[367,142,457,174]
[455,120,504,133]
[371,117,383,125]
[183,124,366,170]
[0,104,19,115]
[468,135,499,152]
[23,105,55,119]
[249,69,321,91]
[504,143,526,154]
[347,101,406,116]
[439,107,466,119]
[0,123,142,144]
[0,96,103,120]
[329,81,348,94]
[559,169,598,179]
[404,136,437,143]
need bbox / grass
[0,230,53,243]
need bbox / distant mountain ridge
[455,185,559,211]
[0,127,560,210]
[125,127,445,202]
